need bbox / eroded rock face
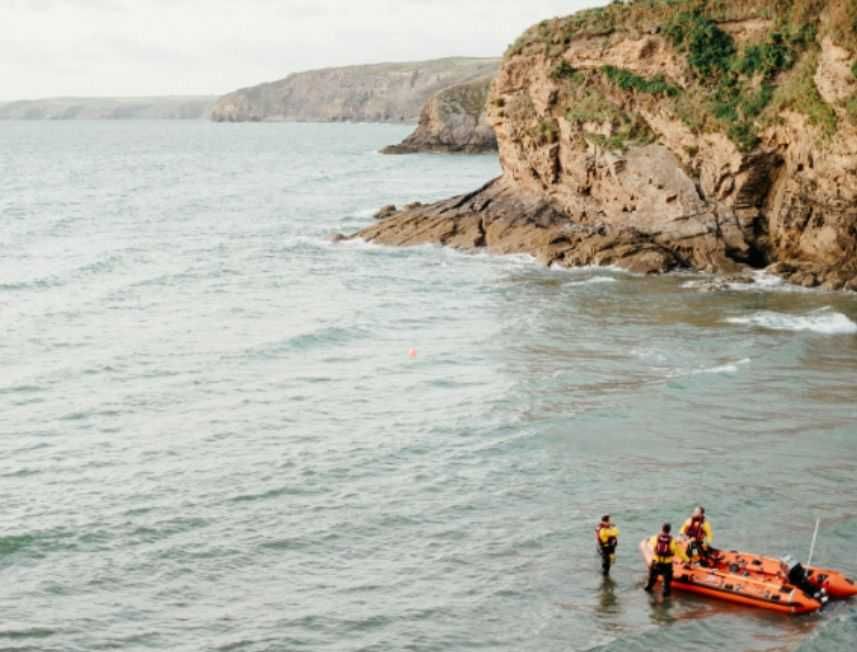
[353,1,857,289]
[381,76,498,154]
[209,58,500,123]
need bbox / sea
[1,120,856,651]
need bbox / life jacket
[686,516,706,542]
[655,533,673,559]
[596,523,617,548]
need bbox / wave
[726,309,857,334]
[682,270,822,293]
[691,358,751,375]
[566,276,617,287]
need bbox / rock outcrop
[352,0,857,290]
[0,96,215,120]
[209,58,500,123]
[381,75,498,154]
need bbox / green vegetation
[507,0,846,152]
[602,65,680,96]
[565,85,654,152]
[665,10,736,74]
[565,86,624,125]
[660,8,823,150]
[846,95,857,125]
[766,51,838,136]
[550,60,582,81]
[532,117,560,145]
[852,61,857,79]
[582,118,655,152]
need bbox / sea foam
[726,309,857,335]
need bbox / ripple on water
[3,122,857,652]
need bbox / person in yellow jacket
[681,506,713,562]
[644,523,689,597]
[595,515,620,576]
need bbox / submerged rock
[354,1,857,289]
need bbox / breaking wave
[726,309,857,335]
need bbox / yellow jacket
[598,526,619,546]
[649,535,689,564]
[680,517,713,545]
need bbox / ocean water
[1,120,856,652]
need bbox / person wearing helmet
[595,515,620,576]
[681,506,714,563]
[644,522,689,597]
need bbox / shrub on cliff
[602,66,680,96]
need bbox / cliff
[209,58,500,123]
[381,75,498,154]
[353,0,857,290]
[0,96,215,120]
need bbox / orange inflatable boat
[714,549,857,600]
[638,539,851,614]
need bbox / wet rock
[821,277,846,291]
[374,205,398,220]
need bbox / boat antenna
[807,517,821,566]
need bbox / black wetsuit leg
[600,544,615,575]
[662,562,674,596]
[645,562,672,595]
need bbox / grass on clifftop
[663,8,823,149]
[507,0,852,151]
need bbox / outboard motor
[784,556,829,606]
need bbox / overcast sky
[0,0,602,100]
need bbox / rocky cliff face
[381,75,498,154]
[355,0,857,290]
[209,58,500,123]
[0,96,215,120]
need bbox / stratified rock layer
[381,76,498,154]
[355,0,857,290]
[210,58,500,123]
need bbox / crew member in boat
[781,555,829,604]
[644,522,688,597]
[681,505,714,563]
[595,514,620,576]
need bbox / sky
[0,0,602,100]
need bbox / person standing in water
[681,506,713,563]
[644,523,688,597]
[595,515,620,576]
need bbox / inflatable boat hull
[639,540,822,614]
[714,549,857,600]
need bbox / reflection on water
[597,577,619,615]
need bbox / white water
[727,309,857,335]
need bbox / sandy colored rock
[351,1,857,290]
[381,76,498,154]
[210,58,500,123]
